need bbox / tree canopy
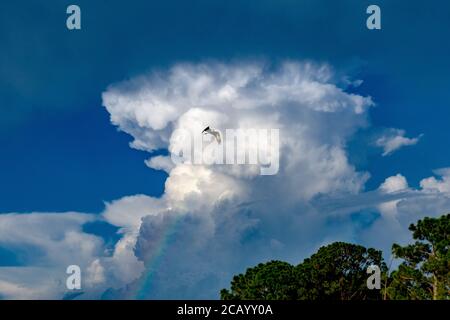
[387,214,449,300]
[295,242,386,300]
[221,214,449,300]
[220,261,297,300]
[221,242,386,300]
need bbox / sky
[1,0,450,299]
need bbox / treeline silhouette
[221,214,450,300]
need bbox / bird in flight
[202,126,221,144]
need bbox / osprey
[202,126,221,144]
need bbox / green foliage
[295,242,386,300]
[221,242,386,300]
[220,260,297,300]
[387,214,450,300]
[221,214,450,300]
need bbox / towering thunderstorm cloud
[0,61,448,299]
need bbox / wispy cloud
[375,128,422,156]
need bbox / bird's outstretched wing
[202,126,210,134]
[202,126,221,144]
[211,130,221,144]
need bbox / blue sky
[2,0,450,212]
[1,0,450,299]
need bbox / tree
[387,214,450,300]
[220,260,297,300]
[220,215,450,300]
[220,242,386,300]
[295,242,386,300]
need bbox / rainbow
[133,215,183,299]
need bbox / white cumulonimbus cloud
[0,61,446,299]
